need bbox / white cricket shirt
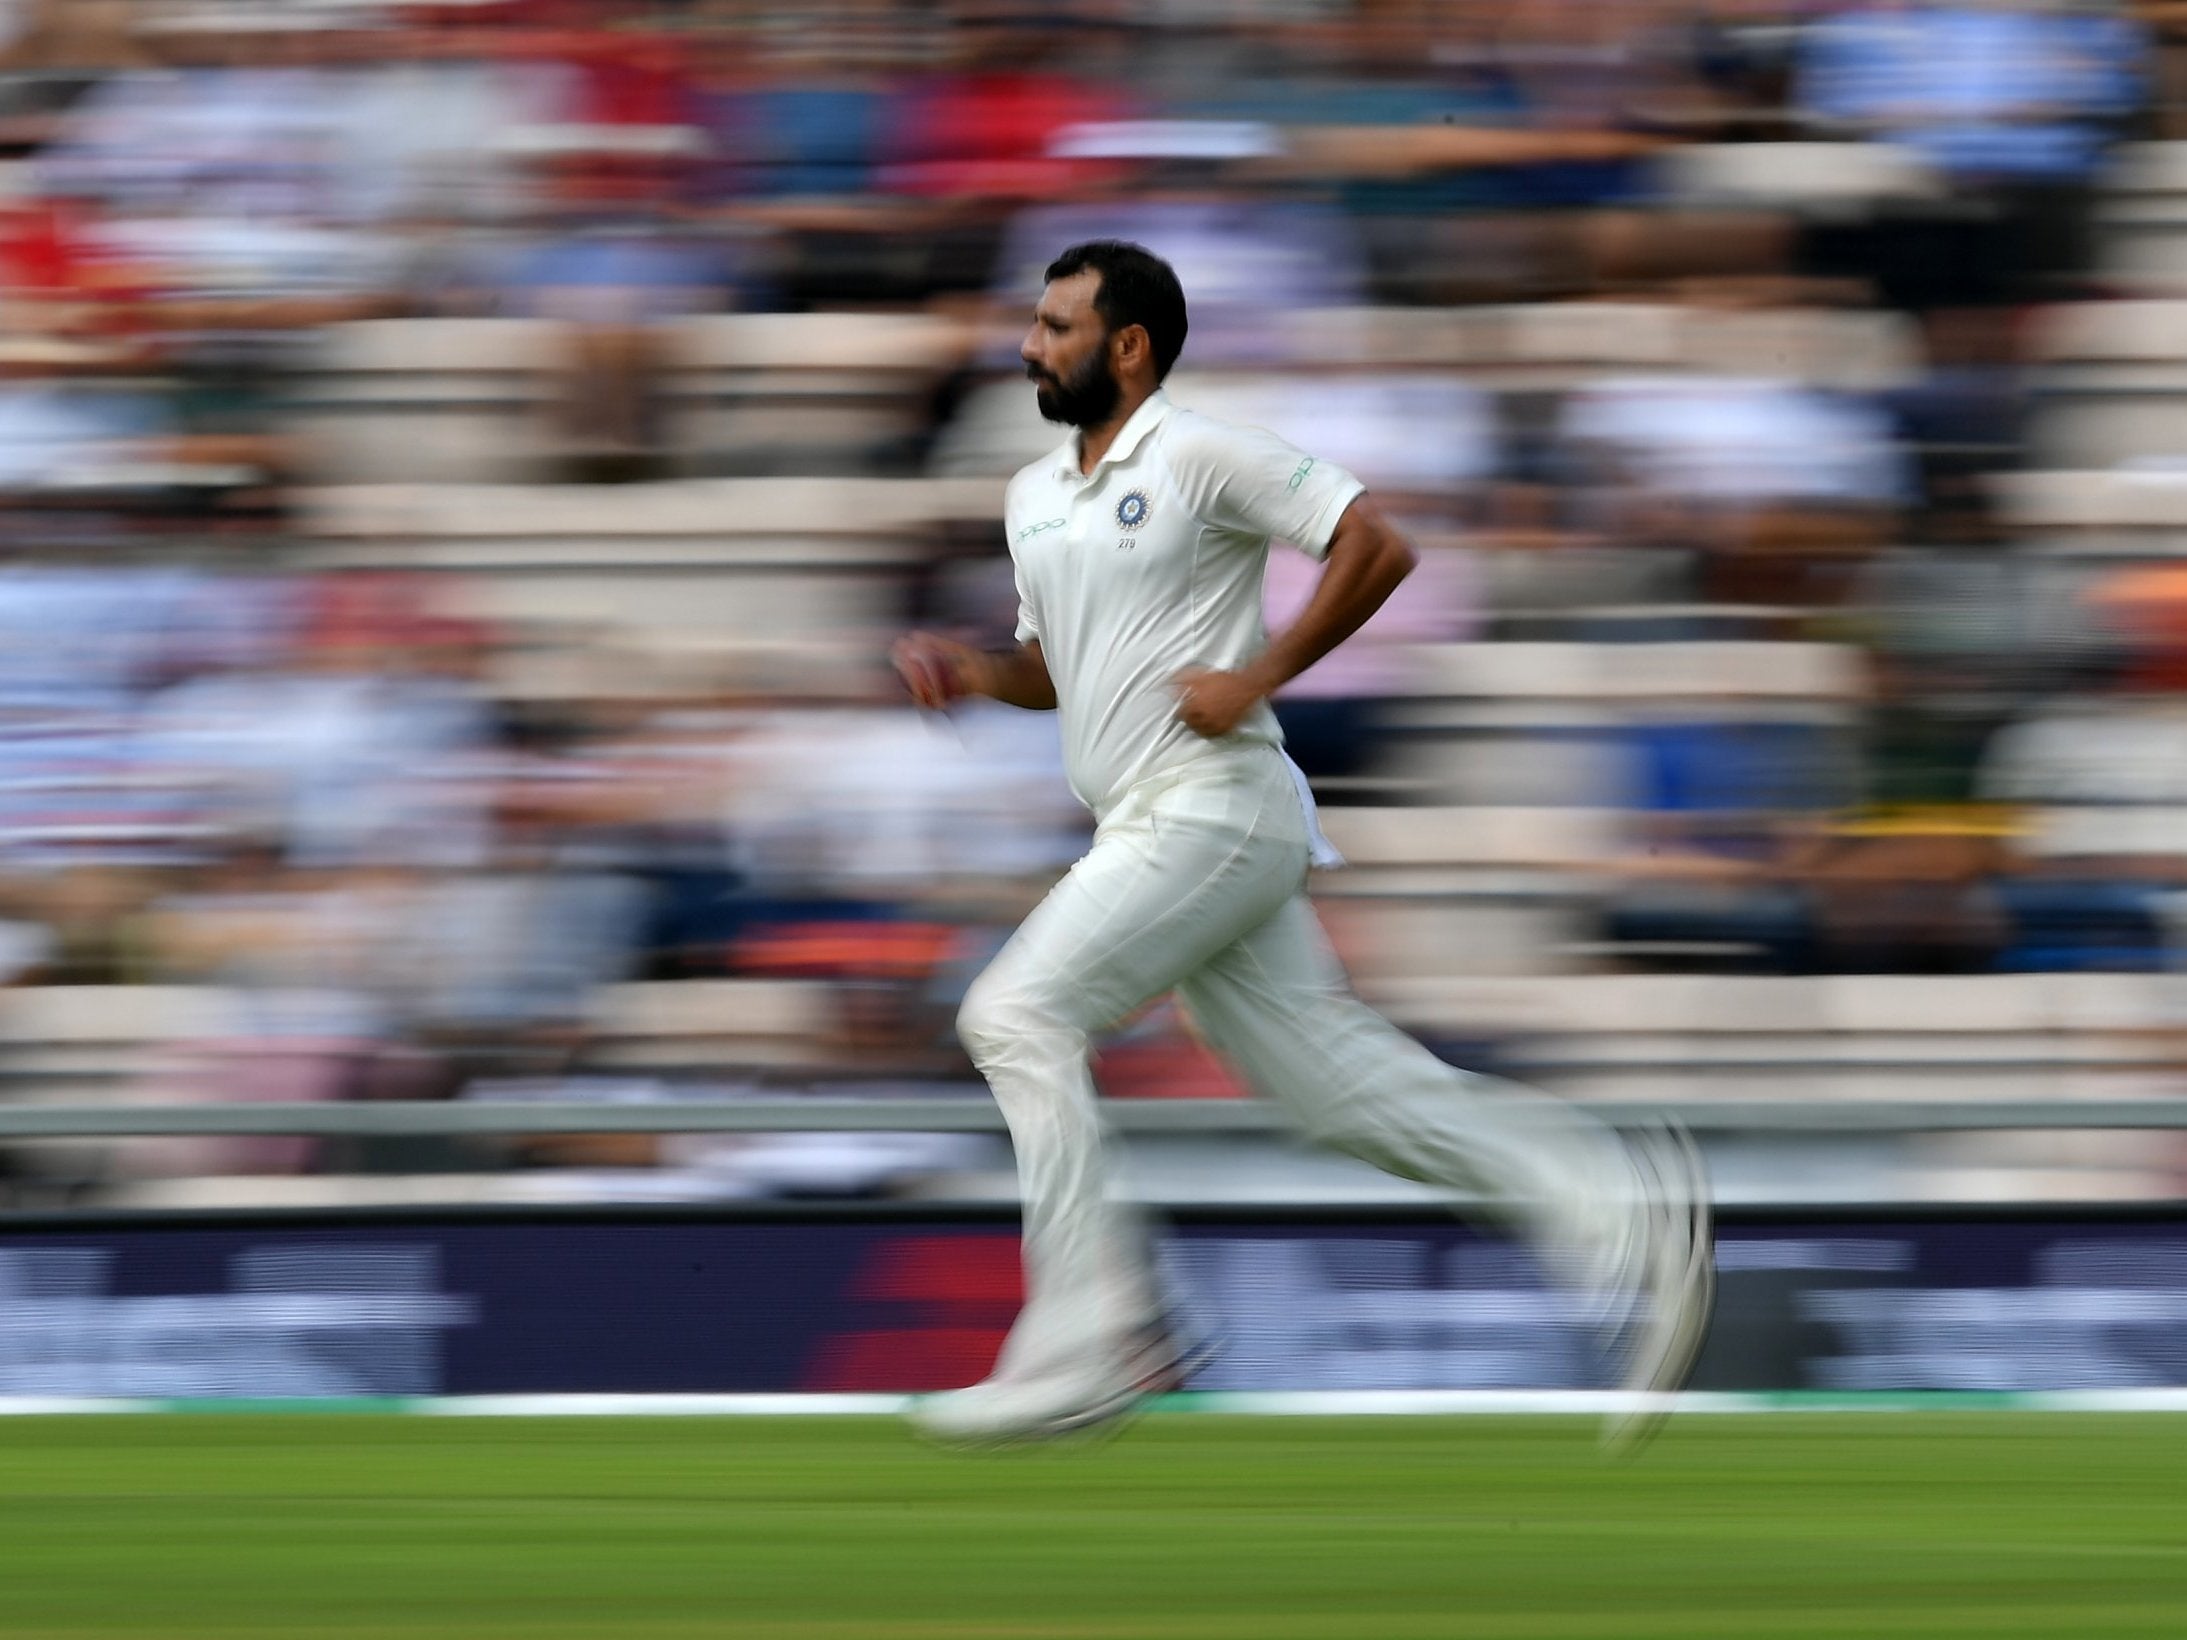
[1005,388,1366,821]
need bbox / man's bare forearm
[972,641,1058,710]
[1240,496,1417,697]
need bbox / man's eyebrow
[1033,307,1069,328]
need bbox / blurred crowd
[0,0,2181,1198]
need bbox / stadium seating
[0,972,2166,1113]
[0,979,842,1109]
[1391,641,1864,702]
[1371,643,1862,807]
[2032,300,2187,469]
[2004,468,2187,547]
[927,306,1919,477]
[291,312,977,485]
[0,985,221,1101]
[1367,972,2185,1105]
[1653,141,1946,213]
[584,979,844,1070]
[662,312,974,475]
[297,478,994,668]
[2097,142,2187,291]
[288,320,563,485]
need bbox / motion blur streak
[0,0,2172,1226]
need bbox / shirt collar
[1049,389,1173,481]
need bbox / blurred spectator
[1556,367,1906,608]
[1560,371,1908,519]
[447,212,735,474]
[1884,306,2029,531]
[882,6,1136,205]
[682,24,920,306]
[1796,0,2148,306]
[1678,0,1811,130]
[1973,641,2187,970]
[335,23,559,228]
[404,794,651,1094]
[141,575,500,871]
[2140,0,2187,136]
[988,187,1367,364]
[0,372,169,491]
[123,837,415,1181]
[719,685,1083,900]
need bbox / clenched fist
[1172,665,1269,738]
[892,631,983,711]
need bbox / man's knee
[956,970,1082,1068]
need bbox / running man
[892,241,1712,1449]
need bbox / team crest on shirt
[1115,489,1152,531]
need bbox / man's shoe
[1601,1121,1715,1456]
[911,1320,1213,1449]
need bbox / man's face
[1021,270,1121,429]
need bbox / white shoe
[1601,1121,1715,1456]
[911,1322,1211,1449]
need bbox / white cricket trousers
[956,744,1646,1385]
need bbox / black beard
[1030,348,1121,429]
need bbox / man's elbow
[1372,522,1419,589]
[1331,496,1418,588]
[1385,530,1420,582]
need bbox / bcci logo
[1115,490,1152,531]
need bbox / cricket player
[892,241,1712,1449]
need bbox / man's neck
[1076,384,1158,476]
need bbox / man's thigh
[1172,891,1351,1093]
[974,771,1307,1035]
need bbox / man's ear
[1112,322,1150,375]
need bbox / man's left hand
[1172,666,1269,738]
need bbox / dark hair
[1043,240,1189,382]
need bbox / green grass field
[3,1413,2184,1639]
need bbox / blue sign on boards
[0,1215,2183,1399]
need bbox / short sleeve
[1013,556,1040,645]
[1160,412,1367,561]
[1004,473,1040,643]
